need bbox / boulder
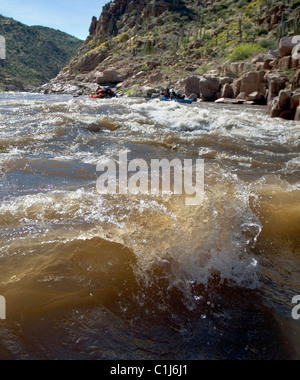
[202,76,221,92]
[242,62,256,73]
[232,78,242,98]
[199,76,221,101]
[75,75,86,82]
[256,62,265,71]
[46,82,65,93]
[176,78,187,87]
[142,86,157,98]
[208,70,219,76]
[80,83,98,93]
[185,76,201,97]
[237,92,247,100]
[135,71,146,79]
[278,90,292,109]
[116,82,124,89]
[240,71,267,96]
[127,86,155,98]
[292,42,300,59]
[269,59,279,69]
[96,69,124,84]
[279,36,300,57]
[248,91,267,105]
[263,59,273,70]
[291,94,300,110]
[292,44,300,68]
[61,84,81,95]
[269,90,299,120]
[278,56,291,70]
[220,77,233,86]
[252,55,265,64]
[228,62,239,74]
[175,78,187,96]
[78,51,107,72]
[200,82,217,101]
[221,83,234,99]
[295,106,300,121]
[265,71,289,102]
[293,69,300,91]
[279,109,295,120]
[269,97,281,118]
[226,62,255,76]
[149,73,163,83]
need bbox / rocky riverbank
[40,35,300,121]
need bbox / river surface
[0,92,299,360]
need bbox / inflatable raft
[89,93,117,99]
[160,97,194,104]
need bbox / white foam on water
[0,94,298,296]
[0,162,263,291]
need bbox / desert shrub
[225,43,265,61]
[258,28,269,36]
[196,63,212,75]
[259,36,278,50]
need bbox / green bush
[196,63,212,75]
[225,43,266,62]
[259,36,278,50]
[258,28,269,36]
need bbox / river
[0,92,299,360]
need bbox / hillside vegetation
[69,0,299,80]
[0,15,83,90]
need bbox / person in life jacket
[96,86,115,98]
[104,87,116,97]
[162,88,171,98]
[96,86,104,95]
[170,89,177,99]
[162,88,185,100]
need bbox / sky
[0,0,109,40]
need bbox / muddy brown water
[0,93,299,359]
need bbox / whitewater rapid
[0,93,299,359]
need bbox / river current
[0,92,299,360]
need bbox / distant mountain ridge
[0,15,83,90]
